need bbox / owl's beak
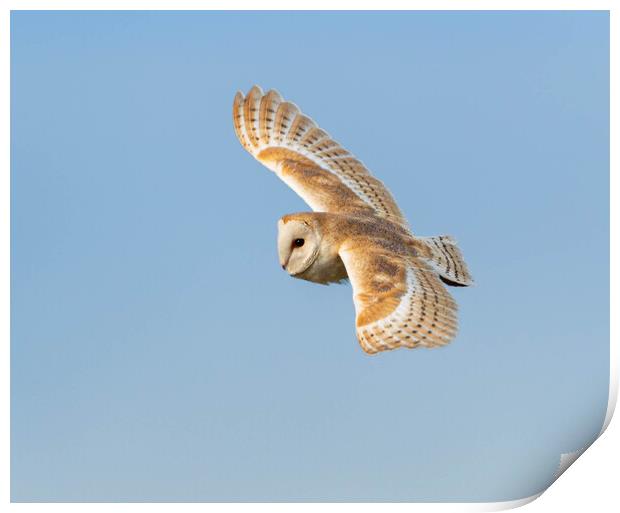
[279,251,291,271]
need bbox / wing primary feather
[272,101,300,146]
[258,89,282,147]
[286,113,316,145]
[233,92,252,152]
[243,85,263,150]
[298,127,330,150]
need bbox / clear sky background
[11,11,609,502]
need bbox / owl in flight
[233,86,473,354]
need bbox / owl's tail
[418,235,474,287]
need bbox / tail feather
[418,235,473,287]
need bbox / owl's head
[277,216,321,276]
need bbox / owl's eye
[293,238,305,248]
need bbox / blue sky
[11,11,609,501]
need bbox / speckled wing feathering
[233,86,409,229]
[340,246,458,354]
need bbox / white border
[2,2,616,511]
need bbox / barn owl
[233,86,473,354]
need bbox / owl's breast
[295,252,348,285]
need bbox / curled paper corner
[552,382,617,483]
[477,444,593,512]
[555,447,586,479]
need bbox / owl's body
[233,86,473,354]
[282,212,417,285]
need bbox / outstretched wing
[233,86,409,229]
[339,243,459,354]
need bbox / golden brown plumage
[233,86,473,355]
